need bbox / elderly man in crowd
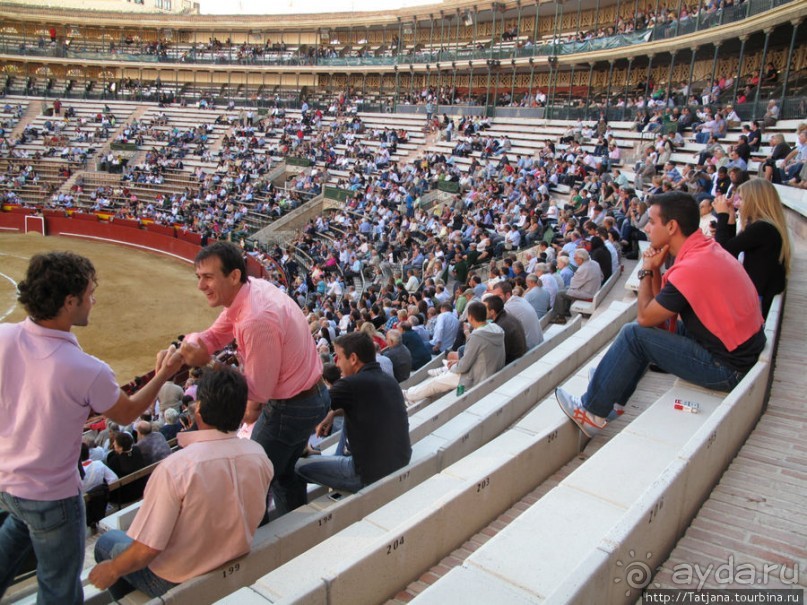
[400,321,432,371]
[551,249,603,323]
[159,409,183,441]
[534,262,559,308]
[524,274,551,318]
[382,328,412,383]
[490,280,544,349]
[134,421,171,466]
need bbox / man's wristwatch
[638,269,654,280]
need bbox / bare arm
[636,245,677,328]
[104,346,184,425]
[88,539,161,591]
[243,399,264,425]
[315,409,344,438]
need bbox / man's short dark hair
[115,432,134,452]
[195,242,247,284]
[334,332,376,364]
[484,295,505,316]
[647,191,699,237]
[17,251,96,321]
[322,362,341,385]
[466,301,487,323]
[196,365,248,432]
[492,280,513,296]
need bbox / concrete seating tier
[624,241,652,292]
[87,300,638,604]
[409,295,783,604]
[215,301,638,604]
[11,99,140,155]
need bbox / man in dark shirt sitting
[483,295,527,365]
[556,191,766,438]
[295,332,412,493]
[381,328,412,383]
[106,433,148,504]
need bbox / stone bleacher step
[410,297,782,604]
[198,301,637,605]
[219,295,645,604]
[99,301,638,604]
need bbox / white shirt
[81,460,118,492]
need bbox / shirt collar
[178,429,239,448]
[223,278,252,320]
[23,317,80,347]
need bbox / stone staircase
[96,104,151,167]
[8,99,44,139]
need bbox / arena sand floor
[0,232,220,383]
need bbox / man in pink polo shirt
[89,365,273,599]
[180,241,328,516]
[0,251,183,605]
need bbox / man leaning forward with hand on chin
[555,191,766,438]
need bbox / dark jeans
[0,492,85,605]
[251,385,330,516]
[94,530,178,600]
[583,321,744,418]
[553,291,580,317]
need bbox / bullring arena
[1,0,806,602]
[0,233,218,380]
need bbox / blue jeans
[251,385,330,516]
[583,321,744,419]
[295,455,365,493]
[695,131,711,144]
[0,491,85,605]
[94,529,177,599]
[785,162,803,181]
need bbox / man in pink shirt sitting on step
[90,365,273,600]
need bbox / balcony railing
[0,0,793,68]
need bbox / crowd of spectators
[3,79,798,599]
[78,366,205,516]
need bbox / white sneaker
[403,389,415,405]
[555,387,607,438]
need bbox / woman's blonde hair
[359,321,377,337]
[737,178,792,276]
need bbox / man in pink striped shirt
[181,242,328,516]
